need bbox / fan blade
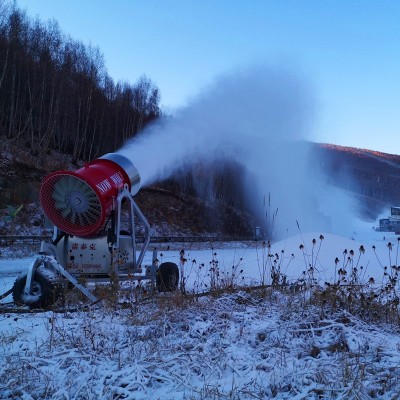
[70,211,77,224]
[54,200,68,209]
[52,190,66,202]
[61,207,71,219]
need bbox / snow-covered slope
[1,229,400,399]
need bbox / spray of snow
[118,65,357,238]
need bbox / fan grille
[41,173,104,236]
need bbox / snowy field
[1,226,399,299]
[1,226,400,398]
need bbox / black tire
[12,264,61,308]
[156,262,179,292]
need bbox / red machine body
[40,153,140,237]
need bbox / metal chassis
[21,184,155,305]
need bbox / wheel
[156,262,179,292]
[12,264,61,308]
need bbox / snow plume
[118,65,356,238]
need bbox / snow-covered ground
[1,226,397,298]
[1,226,400,399]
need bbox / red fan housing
[40,153,140,237]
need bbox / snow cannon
[3,152,180,311]
[40,153,141,236]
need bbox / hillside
[0,137,256,237]
[313,143,400,220]
[316,143,400,204]
[1,137,400,237]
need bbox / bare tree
[0,2,162,161]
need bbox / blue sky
[16,0,400,154]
